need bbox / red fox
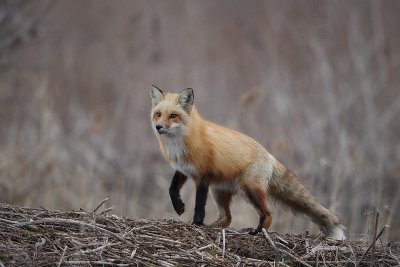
[150,85,346,240]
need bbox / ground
[0,203,399,266]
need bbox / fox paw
[248,228,261,235]
[192,220,204,226]
[192,213,205,226]
[172,200,185,215]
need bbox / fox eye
[169,114,177,119]
[155,112,161,117]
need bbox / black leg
[192,181,209,225]
[169,171,188,215]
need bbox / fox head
[150,85,194,137]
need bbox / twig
[57,245,67,267]
[357,224,389,266]
[130,247,138,258]
[222,228,226,258]
[0,217,18,224]
[262,228,313,267]
[99,206,114,215]
[157,259,175,267]
[138,233,182,244]
[262,228,276,248]
[63,261,128,266]
[276,235,289,245]
[307,260,380,264]
[347,244,357,266]
[239,256,271,264]
[14,218,127,242]
[388,247,400,265]
[36,237,46,247]
[91,198,109,214]
[372,211,379,265]
[310,245,350,254]
[74,242,120,256]
[39,206,49,212]
[233,254,241,267]
[196,244,213,251]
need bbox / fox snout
[155,124,167,134]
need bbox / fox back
[150,85,346,240]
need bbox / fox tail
[268,165,346,240]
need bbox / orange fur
[150,86,346,240]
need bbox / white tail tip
[328,225,346,240]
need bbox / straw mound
[0,203,399,266]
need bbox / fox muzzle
[155,125,167,134]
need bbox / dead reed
[0,202,399,266]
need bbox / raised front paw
[172,200,185,215]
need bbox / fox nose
[155,125,163,131]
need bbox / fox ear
[150,85,164,106]
[178,88,194,112]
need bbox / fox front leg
[192,180,209,225]
[169,171,188,215]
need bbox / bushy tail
[268,165,346,240]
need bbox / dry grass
[1,202,399,266]
[0,0,399,242]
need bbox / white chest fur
[164,137,197,177]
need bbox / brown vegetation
[0,0,399,241]
[1,203,399,266]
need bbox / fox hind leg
[244,186,272,235]
[210,188,233,228]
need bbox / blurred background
[0,0,399,240]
